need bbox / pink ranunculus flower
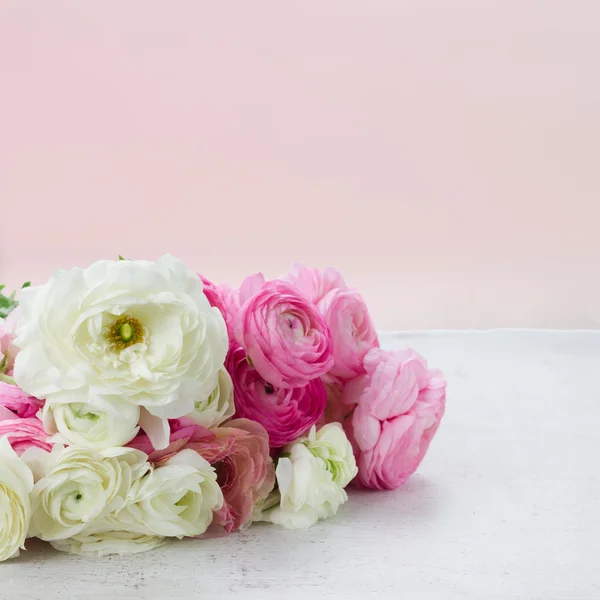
[0,381,44,418]
[281,263,347,305]
[0,307,21,376]
[227,343,326,448]
[179,418,275,533]
[344,348,446,490]
[234,280,334,388]
[318,288,379,382]
[0,405,52,454]
[199,273,266,337]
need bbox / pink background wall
[1,1,598,330]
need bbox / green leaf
[0,284,18,319]
[118,255,125,261]
[22,281,31,289]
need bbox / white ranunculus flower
[119,449,223,538]
[13,255,228,431]
[256,424,356,530]
[260,442,347,530]
[296,423,357,487]
[43,396,140,450]
[50,521,164,557]
[30,445,150,541]
[0,437,34,562]
[186,367,235,429]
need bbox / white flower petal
[50,522,164,557]
[138,407,170,451]
[186,367,235,429]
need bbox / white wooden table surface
[3,331,599,599]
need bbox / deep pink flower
[344,348,446,490]
[226,343,326,447]
[318,288,379,382]
[234,280,333,388]
[281,264,347,305]
[0,405,52,454]
[0,381,44,418]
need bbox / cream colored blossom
[13,255,228,448]
[30,446,150,541]
[0,437,34,562]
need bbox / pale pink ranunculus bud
[344,348,446,490]
[318,288,379,382]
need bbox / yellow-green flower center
[119,322,134,342]
[107,315,144,351]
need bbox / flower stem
[0,373,16,385]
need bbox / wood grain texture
[3,331,599,599]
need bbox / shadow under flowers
[340,475,445,526]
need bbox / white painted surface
[3,330,600,599]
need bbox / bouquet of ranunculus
[0,255,446,560]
